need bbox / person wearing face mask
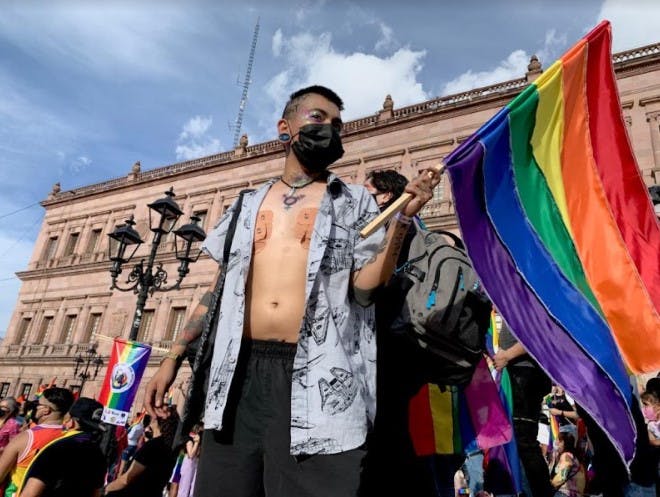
[641,391,660,445]
[0,387,73,497]
[18,397,107,497]
[145,85,442,497]
[0,398,21,455]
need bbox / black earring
[279,133,290,142]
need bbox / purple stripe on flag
[445,140,635,462]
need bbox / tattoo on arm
[386,227,407,265]
[364,237,389,266]
[175,291,212,347]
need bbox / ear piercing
[278,133,291,142]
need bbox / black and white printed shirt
[201,174,385,455]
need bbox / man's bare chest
[254,187,323,254]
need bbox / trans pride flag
[98,338,151,426]
[444,21,659,464]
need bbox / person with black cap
[19,397,107,497]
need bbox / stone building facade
[0,43,658,411]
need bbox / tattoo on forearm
[365,237,389,265]
[387,228,407,265]
[176,314,206,346]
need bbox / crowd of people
[0,387,204,497]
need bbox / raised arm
[144,269,221,418]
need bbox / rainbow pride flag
[444,21,659,464]
[408,357,511,456]
[98,338,151,426]
[543,394,561,452]
[483,321,523,494]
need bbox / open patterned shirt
[201,174,385,455]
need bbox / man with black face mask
[146,85,441,497]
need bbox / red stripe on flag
[585,22,660,310]
[408,384,437,457]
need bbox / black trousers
[508,365,553,497]
[194,340,365,497]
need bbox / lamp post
[73,343,104,395]
[107,187,206,341]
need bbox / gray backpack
[391,225,491,385]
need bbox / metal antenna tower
[233,18,260,148]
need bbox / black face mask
[291,123,344,172]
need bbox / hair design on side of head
[282,85,344,119]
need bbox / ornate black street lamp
[73,342,104,394]
[107,187,206,341]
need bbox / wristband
[160,350,184,368]
[394,212,412,225]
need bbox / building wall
[1,44,658,412]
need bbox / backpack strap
[179,189,252,440]
[434,229,465,250]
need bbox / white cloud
[596,0,660,51]
[175,116,222,161]
[441,50,530,95]
[264,30,428,122]
[178,116,213,141]
[70,155,92,173]
[440,28,569,95]
[375,22,395,52]
[272,29,283,57]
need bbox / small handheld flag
[98,338,151,426]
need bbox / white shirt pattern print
[200,174,385,455]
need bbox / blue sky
[0,0,658,337]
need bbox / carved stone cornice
[640,95,660,107]
[363,149,406,163]
[408,139,455,153]
[39,43,660,207]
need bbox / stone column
[646,111,660,169]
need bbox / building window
[0,383,10,398]
[60,315,78,343]
[83,313,102,342]
[20,383,32,399]
[15,318,31,345]
[42,236,58,261]
[137,310,155,342]
[193,210,208,230]
[85,229,102,254]
[165,307,187,341]
[36,316,54,344]
[63,232,80,257]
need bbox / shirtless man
[145,85,440,497]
